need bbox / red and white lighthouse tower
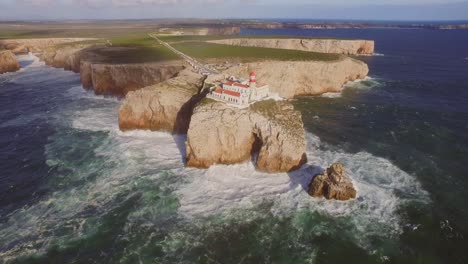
[249,71,256,88]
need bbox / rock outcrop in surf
[0,50,20,74]
[185,99,307,173]
[308,163,357,200]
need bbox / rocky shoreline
[0,37,367,177]
[0,50,20,74]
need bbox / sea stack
[308,163,357,200]
[0,50,20,74]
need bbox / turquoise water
[1,27,468,264]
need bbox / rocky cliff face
[204,27,241,35]
[209,38,374,55]
[39,45,87,72]
[221,58,369,98]
[88,62,184,96]
[186,99,307,173]
[119,69,205,133]
[0,50,20,74]
[0,38,94,54]
[30,43,185,96]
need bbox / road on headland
[148,34,219,76]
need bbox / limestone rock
[186,99,307,173]
[0,50,20,74]
[119,69,205,133]
[222,59,369,98]
[89,62,184,96]
[308,163,357,200]
[208,38,374,55]
[32,43,186,96]
[0,38,94,54]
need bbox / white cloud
[112,0,225,6]
[17,0,55,6]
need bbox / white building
[207,72,270,106]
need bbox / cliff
[186,99,307,173]
[0,50,20,74]
[208,38,374,55]
[0,38,94,54]
[119,69,205,133]
[221,58,369,98]
[86,62,184,96]
[31,43,185,96]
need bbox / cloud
[112,0,225,6]
[17,0,55,6]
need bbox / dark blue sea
[1,28,467,263]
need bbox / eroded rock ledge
[221,58,369,98]
[209,38,374,55]
[185,99,307,173]
[0,50,20,74]
[119,69,206,133]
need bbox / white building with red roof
[207,72,270,107]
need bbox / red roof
[223,90,241,97]
[250,72,256,76]
[224,82,249,89]
[213,87,223,94]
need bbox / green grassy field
[88,46,180,64]
[51,33,180,64]
[171,41,342,62]
[0,26,155,40]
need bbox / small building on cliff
[207,72,269,107]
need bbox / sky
[0,0,467,21]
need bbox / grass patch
[249,99,279,117]
[0,26,155,40]
[197,97,216,107]
[171,41,341,62]
[158,35,358,44]
[110,34,158,47]
[87,46,180,64]
[56,33,181,64]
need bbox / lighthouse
[249,71,256,89]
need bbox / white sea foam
[321,92,342,98]
[17,53,45,69]
[175,133,430,248]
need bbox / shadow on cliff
[172,83,210,165]
[287,164,323,192]
[172,134,188,165]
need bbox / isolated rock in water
[119,69,205,134]
[0,50,20,74]
[308,163,356,200]
[186,99,307,173]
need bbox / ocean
[0,28,467,263]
